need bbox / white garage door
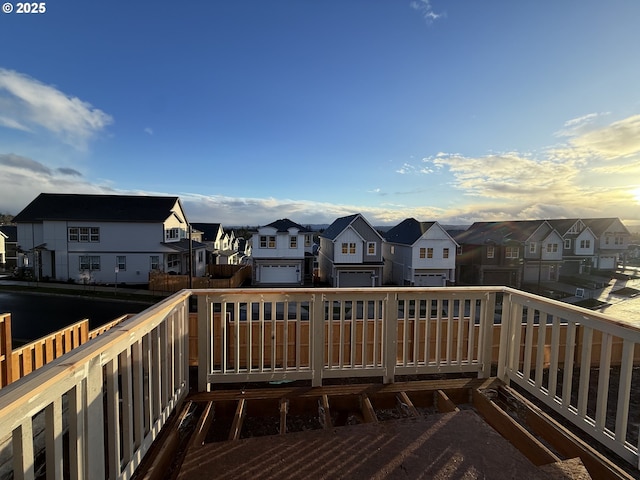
[260,265,298,284]
[339,271,373,287]
[414,274,445,287]
[599,256,616,270]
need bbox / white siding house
[318,213,384,287]
[383,219,458,286]
[250,219,312,285]
[14,193,207,284]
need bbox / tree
[0,213,14,224]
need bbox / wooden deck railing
[0,291,189,480]
[0,314,132,388]
[1,286,640,479]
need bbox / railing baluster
[45,397,63,480]
[561,322,577,411]
[523,307,535,382]
[595,332,613,431]
[615,339,634,444]
[12,420,34,480]
[577,326,593,419]
[547,315,561,399]
[534,312,547,390]
[106,358,121,477]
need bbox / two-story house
[0,226,19,272]
[582,218,631,271]
[318,213,384,287]
[383,218,458,286]
[455,220,563,288]
[548,219,597,275]
[13,193,207,284]
[250,219,313,285]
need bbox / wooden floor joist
[189,401,214,448]
[360,394,378,423]
[435,389,460,413]
[396,391,419,417]
[500,385,635,480]
[320,394,332,428]
[472,388,560,467]
[279,399,289,435]
[228,398,247,441]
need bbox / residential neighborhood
[0,192,637,306]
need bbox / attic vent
[575,288,585,298]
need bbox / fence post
[383,293,398,384]
[478,292,496,379]
[0,314,13,387]
[311,293,325,387]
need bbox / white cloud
[410,0,444,24]
[144,127,154,135]
[0,68,113,149]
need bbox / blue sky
[1,1,640,228]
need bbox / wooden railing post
[496,291,512,382]
[311,293,325,387]
[197,293,210,392]
[383,293,398,384]
[479,292,496,379]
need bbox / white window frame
[487,246,495,259]
[564,239,571,250]
[443,248,449,259]
[505,246,519,259]
[419,247,426,259]
[529,242,536,254]
[367,242,376,255]
[68,227,79,242]
[116,255,126,271]
[150,256,160,270]
[290,235,298,249]
[427,248,433,259]
[80,255,101,271]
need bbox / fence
[149,265,251,292]
[0,313,131,388]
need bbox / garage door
[414,274,445,287]
[338,271,373,287]
[260,265,298,284]
[599,256,616,270]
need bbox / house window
[529,243,537,254]
[546,243,558,253]
[564,239,571,250]
[505,247,519,259]
[150,256,160,270]
[367,242,376,255]
[427,248,433,259]
[615,237,622,245]
[419,247,426,259]
[198,251,204,263]
[305,235,311,247]
[605,236,610,245]
[167,254,180,269]
[80,256,100,271]
[260,236,276,248]
[342,242,356,254]
[580,239,591,249]
[116,256,126,271]
[290,236,298,248]
[166,228,180,240]
[69,227,99,242]
[487,246,495,259]
[443,248,449,259]
[390,246,395,254]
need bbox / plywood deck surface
[177,409,555,480]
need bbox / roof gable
[384,218,436,245]
[190,223,223,241]
[264,218,311,233]
[13,193,183,223]
[455,220,548,245]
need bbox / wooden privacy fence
[0,313,131,388]
[149,265,251,292]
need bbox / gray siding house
[318,213,384,287]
